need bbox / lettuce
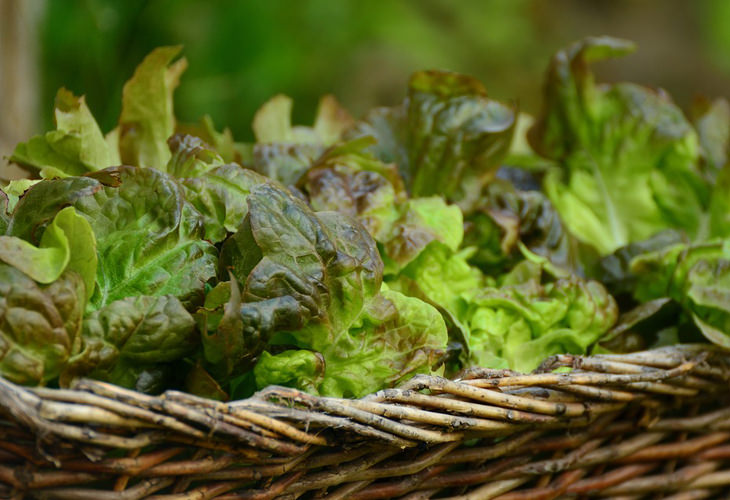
[530,36,707,255]
[349,70,516,209]
[218,182,447,397]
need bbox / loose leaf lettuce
[10,88,118,178]
[220,182,447,396]
[0,207,97,300]
[119,46,187,169]
[529,36,706,255]
[167,135,268,243]
[466,260,618,372]
[631,239,730,347]
[349,70,516,208]
[65,295,197,390]
[8,167,217,310]
[0,265,85,385]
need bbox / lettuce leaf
[0,265,85,385]
[8,167,217,311]
[119,46,187,169]
[530,36,706,254]
[349,70,515,208]
[631,239,730,347]
[64,295,197,390]
[466,260,618,372]
[10,88,118,178]
[219,182,447,397]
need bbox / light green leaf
[119,46,187,169]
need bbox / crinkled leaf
[529,37,706,254]
[10,88,117,178]
[177,115,237,163]
[8,167,216,310]
[65,295,197,389]
[166,134,225,178]
[254,350,325,394]
[181,164,267,243]
[0,207,96,297]
[349,70,516,207]
[0,265,85,385]
[221,182,446,396]
[631,240,730,347]
[2,179,40,213]
[466,261,617,372]
[119,46,187,169]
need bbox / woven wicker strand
[0,344,729,499]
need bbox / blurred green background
[4,0,730,175]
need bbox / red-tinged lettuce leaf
[63,295,197,391]
[529,37,707,255]
[8,167,217,311]
[176,115,238,163]
[0,265,85,385]
[119,46,187,170]
[219,182,447,397]
[239,94,354,186]
[167,134,268,243]
[300,139,463,273]
[348,70,516,208]
[10,88,119,179]
[463,179,595,275]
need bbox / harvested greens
[2,38,729,400]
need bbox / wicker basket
[1,344,729,499]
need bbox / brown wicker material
[1,344,729,499]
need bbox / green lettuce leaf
[253,94,353,145]
[10,88,118,178]
[529,36,706,254]
[691,97,730,182]
[631,239,730,347]
[119,46,187,169]
[0,207,97,299]
[349,70,515,208]
[466,260,617,372]
[0,265,85,385]
[64,295,197,390]
[8,167,217,310]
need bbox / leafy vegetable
[219,182,447,397]
[349,70,516,208]
[3,39,726,399]
[8,167,217,310]
[466,260,618,372]
[118,46,187,169]
[0,265,85,385]
[529,36,706,255]
[10,88,118,178]
[65,295,197,389]
[631,239,730,347]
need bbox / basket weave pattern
[1,345,729,499]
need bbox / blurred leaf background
[3,0,730,178]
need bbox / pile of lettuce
[2,37,728,400]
